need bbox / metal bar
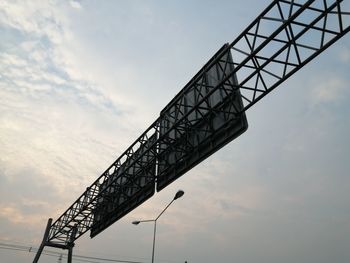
[237,0,349,111]
[33,218,52,263]
[67,226,77,263]
[151,221,156,263]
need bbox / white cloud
[0,0,64,43]
[0,205,27,225]
[0,2,141,243]
[311,77,347,104]
[1,53,28,67]
[70,1,82,10]
[0,1,126,113]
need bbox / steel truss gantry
[34,0,349,261]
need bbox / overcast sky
[1,0,350,262]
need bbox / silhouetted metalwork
[91,134,157,237]
[34,1,349,261]
[157,44,248,191]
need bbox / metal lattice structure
[38,0,349,251]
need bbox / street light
[132,190,185,263]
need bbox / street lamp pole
[132,190,184,263]
[151,220,156,263]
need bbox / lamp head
[174,190,184,200]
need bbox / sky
[0,0,350,262]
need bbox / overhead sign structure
[33,1,350,262]
[157,44,248,191]
[91,134,157,238]
[90,45,248,237]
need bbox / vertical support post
[67,225,78,263]
[67,247,73,263]
[33,218,52,263]
[151,221,157,263]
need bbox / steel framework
[34,0,349,261]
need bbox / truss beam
[46,0,350,246]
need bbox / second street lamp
[132,190,184,263]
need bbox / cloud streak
[0,0,138,243]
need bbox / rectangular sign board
[91,44,248,237]
[91,134,157,238]
[156,44,248,192]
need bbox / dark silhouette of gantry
[34,1,350,262]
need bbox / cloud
[0,164,61,228]
[339,47,350,63]
[0,0,142,243]
[0,0,125,113]
[70,1,82,10]
[0,206,27,225]
[310,77,347,104]
[0,1,64,43]
[0,203,49,226]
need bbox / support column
[33,218,52,263]
[67,225,78,263]
[67,247,73,263]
